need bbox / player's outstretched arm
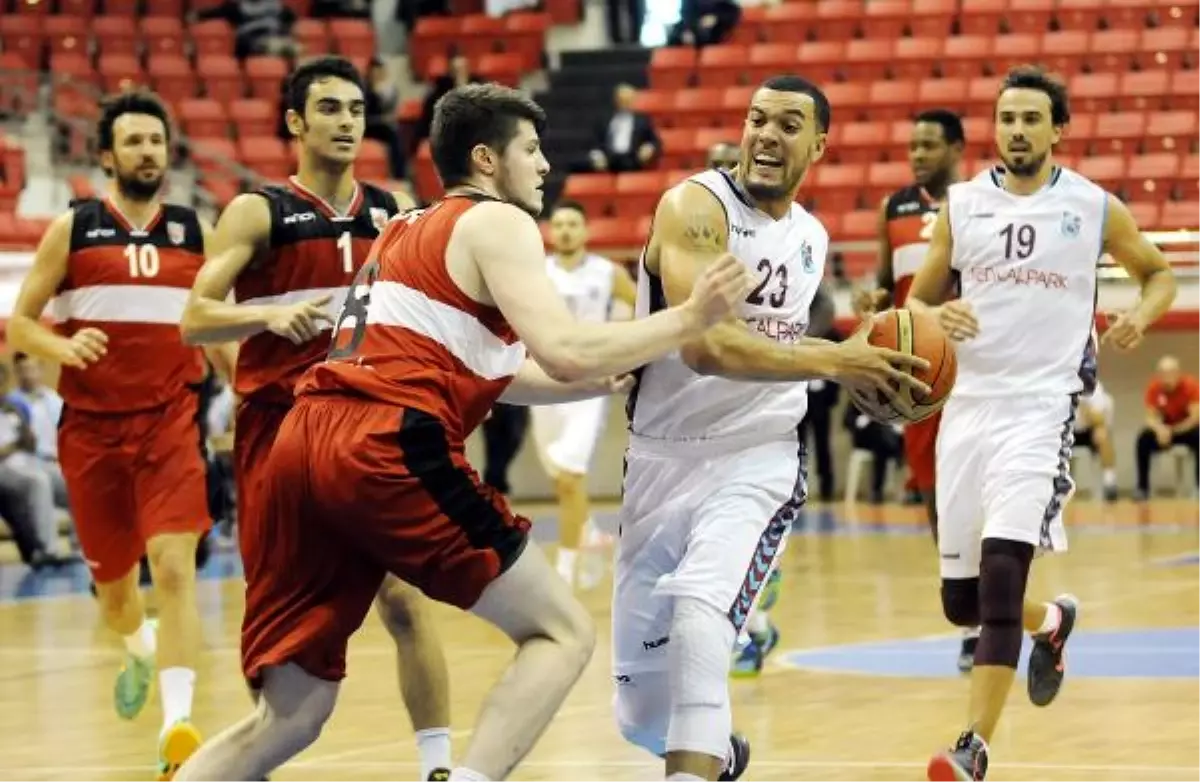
[182,194,332,345]
[466,200,749,383]
[8,212,108,369]
[498,359,630,405]
[1100,195,1178,351]
[907,204,978,341]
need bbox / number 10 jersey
[946,165,1106,399]
[626,168,829,443]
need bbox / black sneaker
[717,733,750,781]
[1027,594,1079,707]
[927,731,988,781]
[426,769,450,781]
[957,631,979,674]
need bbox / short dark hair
[96,89,171,154]
[285,55,366,116]
[759,74,831,132]
[998,65,1071,126]
[430,83,547,188]
[552,199,587,219]
[913,109,965,145]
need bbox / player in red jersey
[7,90,235,780]
[175,82,748,782]
[178,57,454,780]
[852,109,977,672]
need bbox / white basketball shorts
[936,393,1078,580]
[612,433,806,677]
[530,397,607,476]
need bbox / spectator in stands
[1074,379,1119,502]
[588,84,660,173]
[416,50,479,143]
[0,362,68,569]
[1135,355,1200,499]
[312,0,370,16]
[9,353,68,510]
[606,0,644,43]
[365,58,408,180]
[395,0,450,33]
[668,0,741,47]
[707,140,739,170]
[192,0,299,59]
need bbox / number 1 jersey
[626,168,829,443]
[947,165,1106,399]
[52,197,206,413]
[234,178,399,405]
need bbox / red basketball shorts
[233,398,290,586]
[240,396,531,685]
[904,409,942,493]
[58,390,211,583]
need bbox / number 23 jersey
[627,168,829,442]
[947,166,1106,398]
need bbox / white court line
[5,758,1197,776]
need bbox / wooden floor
[0,498,1196,781]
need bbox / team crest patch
[370,208,390,232]
[800,241,815,273]
[1060,211,1082,238]
[167,221,186,245]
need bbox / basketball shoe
[114,618,157,720]
[927,730,988,781]
[1027,594,1079,707]
[957,628,979,673]
[718,733,750,781]
[157,719,203,780]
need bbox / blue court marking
[778,627,1200,679]
[1152,552,1200,568]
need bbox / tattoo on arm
[682,217,724,251]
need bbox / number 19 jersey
[234,177,399,405]
[626,168,829,443]
[947,166,1106,398]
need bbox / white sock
[666,774,704,781]
[415,727,452,779]
[556,547,578,584]
[123,619,156,659]
[963,626,981,640]
[1103,468,1116,487]
[448,768,490,781]
[159,667,196,733]
[1035,603,1061,635]
[746,610,770,639]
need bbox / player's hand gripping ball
[847,308,957,424]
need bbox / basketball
[847,308,957,424]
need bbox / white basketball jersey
[947,166,1106,398]
[627,168,828,442]
[546,253,615,324]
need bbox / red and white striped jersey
[233,177,399,405]
[884,184,941,306]
[299,193,526,442]
[51,198,205,413]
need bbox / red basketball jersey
[53,198,205,413]
[234,177,399,405]
[884,184,941,306]
[299,193,526,442]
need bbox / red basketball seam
[914,312,949,404]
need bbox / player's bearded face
[494,120,550,217]
[107,114,168,201]
[995,88,1061,178]
[550,209,586,253]
[740,89,824,202]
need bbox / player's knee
[146,539,196,595]
[1092,425,1110,447]
[976,538,1033,667]
[375,578,421,635]
[613,675,670,757]
[666,597,733,758]
[940,577,980,627]
[554,471,585,497]
[557,597,597,668]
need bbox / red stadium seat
[476,53,524,87]
[941,36,995,79]
[891,37,940,80]
[813,163,867,213]
[842,39,893,82]
[1146,110,1198,152]
[1007,0,1055,34]
[329,18,376,56]
[839,210,877,241]
[746,43,801,85]
[189,20,235,57]
[1055,0,1108,30]
[649,47,696,90]
[140,16,187,57]
[97,54,144,93]
[563,173,617,217]
[92,16,139,56]
[613,171,669,218]
[244,56,288,101]
[292,19,332,56]
[911,0,956,37]
[355,139,391,182]
[238,136,291,181]
[794,41,845,84]
[178,99,229,140]
[697,45,750,88]
[862,0,910,39]
[149,54,199,103]
[1159,202,1199,230]
[228,98,276,138]
[43,15,87,57]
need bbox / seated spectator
[668,0,741,47]
[1074,379,1118,501]
[707,140,739,171]
[417,51,479,143]
[365,58,408,180]
[588,84,660,174]
[311,0,370,17]
[8,353,69,510]
[192,0,298,59]
[1136,355,1199,499]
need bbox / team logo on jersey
[167,221,186,245]
[1060,211,1082,238]
[800,241,815,273]
[370,208,390,232]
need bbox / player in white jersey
[907,66,1178,781]
[533,200,636,589]
[1073,379,1118,501]
[612,74,931,781]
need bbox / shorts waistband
[627,429,797,458]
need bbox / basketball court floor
[0,497,1195,781]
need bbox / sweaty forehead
[749,89,815,121]
[307,77,365,104]
[997,88,1052,114]
[113,113,166,139]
